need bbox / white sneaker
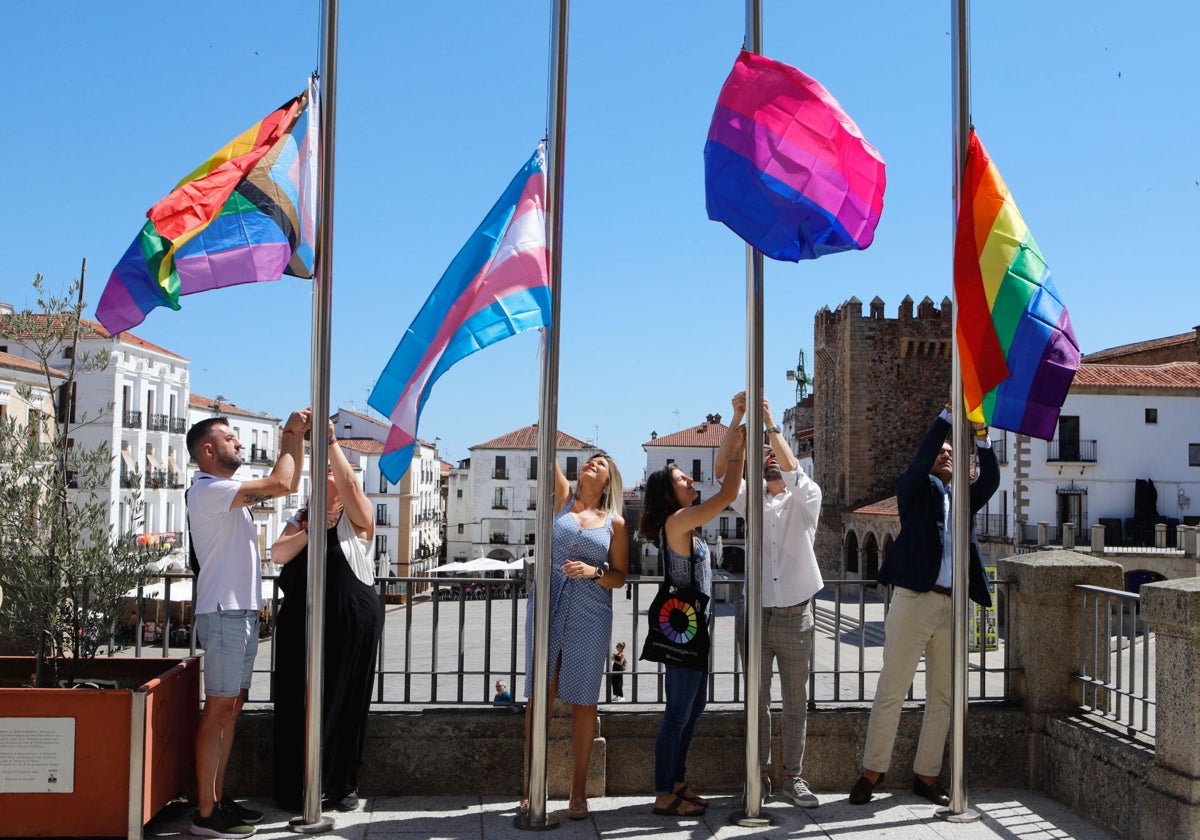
[780,777,819,808]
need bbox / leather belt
[930,585,952,596]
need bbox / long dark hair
[639,465,682,541]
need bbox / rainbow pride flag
[369,146,550,482]
[96,78,318,334]
[954,129,1079,439]
[704,50,886,262]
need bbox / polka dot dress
[524,494,614,705]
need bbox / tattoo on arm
[242,492,273,507]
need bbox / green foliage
[0,274,163,680]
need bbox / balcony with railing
[252,498,276,512]
[492,500,508,510]
[527,499,537,510]
[146,469,169,489]
[489,532,509,544]
[147,413,170,432]
[168,470,183,488]
[1047,438,1097,462]
[492,468,507,480]
[120,470,140,489]
[170,417,187,434]
[376,510,391,526]
[122,409,143,429]
[525,533,535,545]
[993,436,1008,464]
[249,445,274,464]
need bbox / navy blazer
[876,416,999,607]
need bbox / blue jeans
[654,665,708,794]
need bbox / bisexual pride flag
[369,146,550,482]
[954,129,1079,439]
[96,78,318,334]
[704,50,886,262]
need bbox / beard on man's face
[764,465,783,482]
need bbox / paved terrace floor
[144,789,1118,839]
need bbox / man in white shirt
[716,392,823,809]
[185,409,309,838]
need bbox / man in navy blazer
[849,405,998,806]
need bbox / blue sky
[3,2,1197,480]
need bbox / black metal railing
[115,576,1015,710]
[122,410,142,429]
[974,512,1009,538]
[171,417,186,434]
[1047,439,1098,462]
[147,414,170,432]
[1077,584,1155,739]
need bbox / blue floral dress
[524,493,614,705]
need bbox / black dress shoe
[912,776,949,806]
[848,773,884,805]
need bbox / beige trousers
[861,587,952,777]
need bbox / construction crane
[785,350,813,402]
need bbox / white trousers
[861,587,952,777]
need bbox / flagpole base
[729,810,774,828]
[288,814,335,833]
[513,811,561,831]
[936,806,982,823]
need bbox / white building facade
[983,362,1200,545]
[641,415,745,574]
[445,425,600,564]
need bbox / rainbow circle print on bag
[657,596,700,643]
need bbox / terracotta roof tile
[1083,331,1195,362]
[335,406,391,431]
[472,423,592,450]
[643,421,730,447]
[851,496,898,516]
[189,393,281,421]
[337,437,384,454]
[0,350,67,379]
[2,314,188,361]
[1073,362,1200,390]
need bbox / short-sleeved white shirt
[733,467,824,608]
[188,471,261,614]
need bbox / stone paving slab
[143,789,1118,839]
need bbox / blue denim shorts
[196,609,259,697]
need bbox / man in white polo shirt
[186,409,309,838]
[717,391,823,809]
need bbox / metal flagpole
[292,0,339,833]
[731,0,772,828]
[939,0,981,824]
[517,0,568,831]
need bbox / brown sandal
[652,795,705,817]
[674,783,709,807]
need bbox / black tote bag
[639,532,711,671]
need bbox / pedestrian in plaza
[640,426,746,818]
[848,404,998,806]
[270,421,383,814]
[610,642,627,700]
[186,408,310,838]
[715,391,822,809]
[522,453,628,820]
[493,680,513,705]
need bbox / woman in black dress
[270,424,382,812]
[610,642,627,700]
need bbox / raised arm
[666,425,746,554]
[330,421,374,541]
[714,391,747,481]
[270,518,308,566]
[763,397,798,473]
[552,454,571,511]
[232,408,311,509]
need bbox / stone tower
[812,294,952,576]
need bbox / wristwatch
[593,566,605,581]
[766,425,782,435]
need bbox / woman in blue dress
[639,426,745,817]
[523,452,627,819]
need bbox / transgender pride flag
[704,50,885,262]
[369,146,550,482]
